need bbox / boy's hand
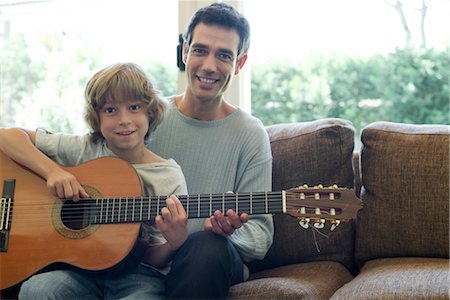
[46,167,89,201]
[204,209,249,236]
[155,195,188,251]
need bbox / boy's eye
[129,104,141,111]
[104,107,116,113]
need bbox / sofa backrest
[355,122,450,267]
[248,118,357,273]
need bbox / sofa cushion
[248,118,357,273]
[355,122,449,266]
[229,261,353,299]
[330,257,450,299]
[268,118,355,190]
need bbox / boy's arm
[0,128,88,200]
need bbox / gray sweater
[148,98,274,264]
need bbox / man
[148,2,274,299]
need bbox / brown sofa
[229,119,449,299]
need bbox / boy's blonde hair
[84,62,166,142]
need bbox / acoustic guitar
[0,150,361,290]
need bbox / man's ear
[182,41,189,64]
[234,54,248,75]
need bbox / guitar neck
[88,191,286,224]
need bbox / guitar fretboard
[85,191,285,224]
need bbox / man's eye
[218,53,233,62]
[192,48,207,55]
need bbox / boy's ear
[182,41,189,64]
[234,54,248,75]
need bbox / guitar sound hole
[61,200,91,230]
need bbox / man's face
[183,23,247,104]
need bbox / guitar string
[5,195,339,224]
[6,192,331,210]
[6,193,337,211]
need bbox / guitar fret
[235,193,238,213]
[100,198,105,223]
[105,199,108,223]
[157,196,160,217]
[250,192,253,214]
[197,194,200,218]
[265,192,268,213]
[147,197,152,221]
[118,198,121,222]
[139,197,143,221]
[110,198,114,222]
[132,197,136,221]
[106,198,110,223]
[125,197,128,222]
[186,194,189,217]
[94,199,98,223]
[222,193,225,214]
[282,191,286,213]
[0,198,5,230]
[209,194,212,216]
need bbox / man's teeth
[118,131,132,135]
[199,77,216,84]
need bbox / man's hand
[204,209,249,236]
[155,195,188,251]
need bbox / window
[1,0,448,139]
[245,0,450,143]
[0,0,178,134]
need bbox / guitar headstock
[285,184,362,230]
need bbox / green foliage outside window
[251,47,450,139]
[1,32,448,138]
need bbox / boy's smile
[99,99,149,159]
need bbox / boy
[0,62,188,299]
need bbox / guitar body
[0,152,142,290]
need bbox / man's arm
[206,125,274,261]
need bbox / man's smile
[197,76,219,84]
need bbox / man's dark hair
[183,2,250,58]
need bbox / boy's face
[98,98,149,156]
[183,23,247,104]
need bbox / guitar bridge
[1,179,15,252]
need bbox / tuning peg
[330,220,341,231]
[313,218,325,229]
[298,217,310,229]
